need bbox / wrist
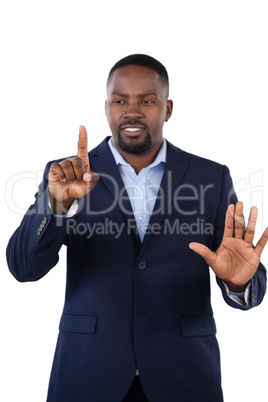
[49,193,75,215]
[224,280,249,293]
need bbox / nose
[122,101,144,119]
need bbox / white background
[1,1,268,401]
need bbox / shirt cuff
[48,198,79,218]
[222,280,251,307]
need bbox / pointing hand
[48,126,99,214]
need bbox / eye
[141,100,154,104]
[112,99,124,104]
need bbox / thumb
[83,172,92,182]
[189,242,216,268]
[83,171,99,192]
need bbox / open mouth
[120,126,146,136]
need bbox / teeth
[124,128,141,132]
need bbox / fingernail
[84,173,92,181]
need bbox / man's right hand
[48,126,99,214]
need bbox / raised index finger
[78,125,90,172]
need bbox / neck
[115,141,163,175]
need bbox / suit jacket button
[138,261,147,270]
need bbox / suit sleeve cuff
[48,198,79,218]
[221,280,251,307]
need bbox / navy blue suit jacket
[7,138,266,401]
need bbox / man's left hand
[189,202,268,292]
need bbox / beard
[116,130,153,155]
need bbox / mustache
[118,120,148,130]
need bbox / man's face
[105,65,173,156]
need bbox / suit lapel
[89,137,141,244]
[141,141,191,246]
[89,137,191,247]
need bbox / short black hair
[107,54,169,89]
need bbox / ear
[105,100,107,117]
[165,99,173,122]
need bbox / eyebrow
[111,92,158,98]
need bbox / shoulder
[166,140,228,174]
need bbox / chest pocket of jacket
[179,315,216,337]
[59,313,98,334]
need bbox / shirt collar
[108,137,167,168]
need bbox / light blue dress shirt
[108,137,166,243]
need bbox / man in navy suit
[7,54,268,401]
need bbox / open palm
[189,202,268,292]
